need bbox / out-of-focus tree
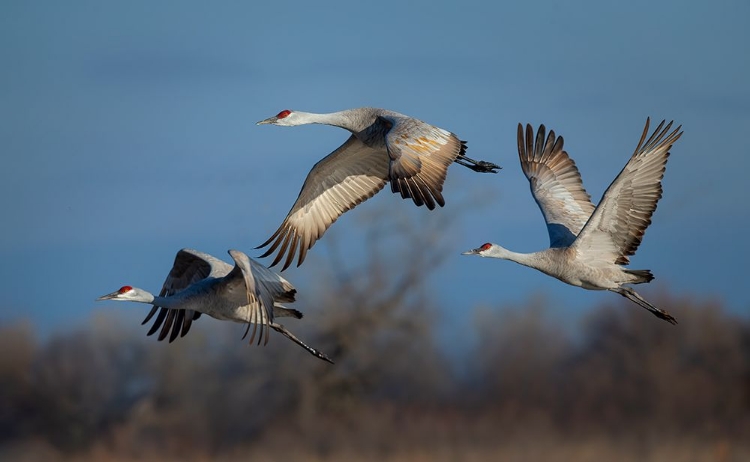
[259,207,460,452]
[0,321,36,443]
[22,314,150,452]
[468,297,571,427]
[564,294,749,438]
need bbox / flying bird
[256,107,501,270]
[463,119,682,324]
[96,248,333,363]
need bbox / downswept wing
[142,248,231,342]
[518,123,596,248]
[257,135,389,270]
[573,119,683,265]
[383,116,464,211]
[227,250,295,346]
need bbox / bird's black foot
[655,310,678,325]
[470,160,502,173]
[454,156,501,173]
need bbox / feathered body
[256,107,501,270]
[464,119,682,324]
[97,248,332,363]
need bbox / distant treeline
[2,293,747,461]
[2,211,748,461]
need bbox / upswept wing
[257,135,389,270]
[518,123,596,248]
[573,118,682,265]
[383,116,464,210]
[142,249,231,342]
[227,250,296,346]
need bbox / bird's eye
[118,285,133,293]
[276,110,292,119]
[480,243,492,251]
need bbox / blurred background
[1,1,748,460]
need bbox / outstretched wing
[383,115,464,211]
[142,249,231,342]
[518,123,596,248]
[257,135,389,270]
[226,250,296,346]
[573,118,683,265]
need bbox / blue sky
[1,1,748,341]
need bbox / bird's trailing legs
[454,155,501,173]
[271,322,334,364]
[611,287,678,325]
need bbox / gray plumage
[256,107,501,270]
[463,119,682,324]
[96,248,333,363]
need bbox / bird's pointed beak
[256,116,277,125]
[462,248,480,255]
[96,291,120,301]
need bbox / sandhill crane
[256,107,501,270]
[463,119,682,324]
[96,248,333,363]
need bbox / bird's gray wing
[518,123,596,248]
[142,248,232,342]
[226,250,295,346]
[244,254,297,303]
[381,115,464,211]
[573,119,682,265]
[257,135,389,270]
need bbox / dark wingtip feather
[517,123,525,160]
[146,308,168,336]
[142,306,159,325]
[158,309,176,342]
[401,178,425,207]
[272,231,293,270]
[434,190,446,208]
[169,310,185,343]
[180,313,193,338]
[255,226,283,250]
[391,176,447,210]
[413,176,437,210]
[258,246,276,259]
[283,234,299,272]
[297,242,309,268]
[246,321,257,344]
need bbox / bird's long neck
[151,295,180,309]
[486,245,541,268]
[131,290,179,309]
[292,110,367,132]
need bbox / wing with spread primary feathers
[518,123,596,248]
[142,249,231,342]
[257,135,389,270]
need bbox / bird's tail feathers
[277,288,296,303]
[624,268,654,284]
[274,304,303,319]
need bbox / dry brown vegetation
[1,211,748,461]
